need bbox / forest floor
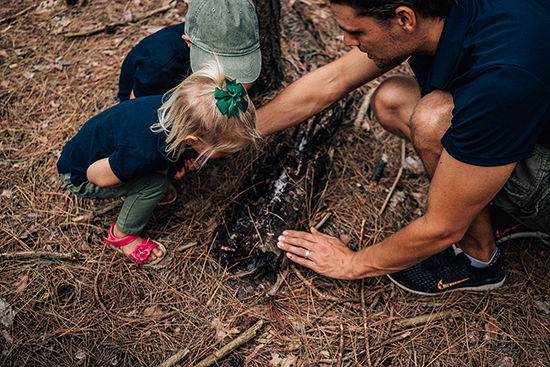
[0,1,548,366]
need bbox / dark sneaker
[387,247,506,296]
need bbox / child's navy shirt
[118,23,191,101]
[409,0,549,166]
[58,95,183,186]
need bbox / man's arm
[278,149,516,279]
[257,48,393,136]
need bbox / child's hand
[173,166,186,180]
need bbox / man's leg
[372,77,498,264]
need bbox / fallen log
[215,0,359,279]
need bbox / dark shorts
[493,144,550,234]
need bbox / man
[117,0,260,100]
[258,0,549,295]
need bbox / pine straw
[1,1,549,366]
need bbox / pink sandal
[104,224,166,266]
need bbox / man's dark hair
[330,0,455,21]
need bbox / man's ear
[394,6,417,32]
[181,34,193,48]
[184,135,199,146]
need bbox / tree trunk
[252,0,283,93]
[217,0,359,280]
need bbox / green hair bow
[214,79,249,118]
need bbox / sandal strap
[127,239,158,265]
[103,223,138,247]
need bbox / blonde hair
[152,61,260,161]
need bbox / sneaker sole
[386,274,506,296]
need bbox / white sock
[454,243,499,268]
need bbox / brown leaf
[143,305,164,318]
[14,275,29,294]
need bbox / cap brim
[190,46,262,84]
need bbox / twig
[353,87,378,131]
[313,211,332,230]
[64,4,174,38]
[378,139,406,216]
[336,323,345,367]
[361,280,372,367]
[176,241,199,252]
[393,309,461,329]
[0,251,77,261]
[157,348,190,367]
[194,320,264,367]
[0,5,35,25]
[374,331,412,348]
[266,268,289,297]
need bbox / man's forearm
[349,215,463,279]
[257,49,389,136]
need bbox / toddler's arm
[87,158,124,188]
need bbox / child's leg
[61,173,169,263]
[114,173,170,235]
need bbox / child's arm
[86,158,124,188]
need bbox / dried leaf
[14,275,29,294]
[143,305,164,318]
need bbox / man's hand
[277,227,357,280]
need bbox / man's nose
[343,32,359,47]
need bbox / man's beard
[359,46,405,69]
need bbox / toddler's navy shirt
[118,23,191,101]
[409,0,549,166]
[58,95,183,186]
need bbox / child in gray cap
[117,0,261,100]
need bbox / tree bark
[252,0,284,93]
[216,0,359,280]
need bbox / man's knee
[370,76,420,138]
[410,90,454,150]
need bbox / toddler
[58,62,259,266]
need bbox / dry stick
[378,139,406,216]
[336,323,345,367]
[393,309,461,329]
[157,348,190,367]
[313,211,332,230]
[64,4,173,38]
[361,281,372,367]
[353,87,377,131]
[0,251,76,261]
[0,5,35,25]
[193,320,264,367]
[176,240,199,252]
[374,331,412,349]
[266,268,289,297]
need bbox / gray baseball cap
[185,0,261,83]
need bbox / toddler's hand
[173,166,186,180]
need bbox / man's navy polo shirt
[409,0,549,166]
[118,23,191,101]
[57,95,183,186]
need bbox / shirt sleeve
[108,146,162,183]
[442,65,550,166]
